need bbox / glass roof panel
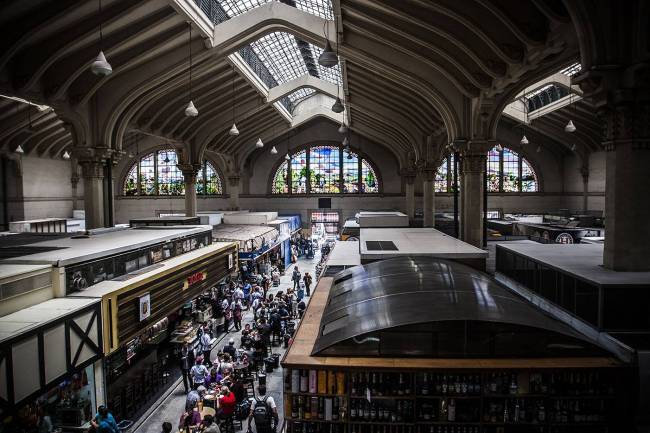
[287,88,316,104]
[218,0,333,20]
[560,62,582,77]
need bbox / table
[200,407,215,418]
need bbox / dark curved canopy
[312,257,620,359]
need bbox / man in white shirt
[200,328,213,367]
[190,357,209,389]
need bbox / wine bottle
[351,373,358,396]
[421,373,430,395]
[442,375,448,394]
[447,399,456,422]
[351,400,358,420]
[398,374,405,396]
[300,370,309,393]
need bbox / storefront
[0,298,103,433]
[72,242,238,422]
[213,224,282,277]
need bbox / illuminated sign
[183,271,207,290]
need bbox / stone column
[422,169,436,227]
[228,175,241,210]
[580,165,589,213]
[179,164,201,217]
[79,159,105,229]
[70,174,80,211]
[403,171,416,220]
[460,145,490,247]
[600,103,650,271]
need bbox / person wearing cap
[190,356,210,389]
[223,338,237,359]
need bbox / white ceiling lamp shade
[570,143,577,152]
[184,23,198,117]
[255,138,264,149]
[90,0,112,77]
[185,100,198,117]
[229,123,239,136]
[285,153,291,161]
[520,134,529,145]
[564,119,576,133]
[90,50,112,77]
[338,123,348,134]
[62,150,71,160]
[342,136,349,146]
[331,97,344,113]
[270,146,278,155]
[229,64,239,136]
[495,143,503,152]
[536,145,542,153]
[15,144,24,154]
[318,40,338,68]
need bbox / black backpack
[253,396,272,428]
[235,400,250,421]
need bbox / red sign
[183,271,206,290]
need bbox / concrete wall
[561,151,606,213]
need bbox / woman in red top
[217,385,236,420]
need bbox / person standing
[292,266,301,290]
[221,297,231,332]
[247,386,279,433]
[180,341,194,393]
[231,299,243,331]
[303,272,313,297]
[190,357,210,389]
[200,325,213,367]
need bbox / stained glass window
[271,145,379,194]
[122,150,223,196]
[291,150,308,194]
[342,150,359,193]
[311,146,340,193]
[434,146,538,193]
[361,159,378,193]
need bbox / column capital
[419,167,437,182]
[400,169,417,185]
[78,159,105,179]
[178,163,202,183]
[227,175,241,187]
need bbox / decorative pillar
[422,169,436,227]
[179,164,201,217]
[70,173,80,211]
[228,175,241,210]
[580,165,589,213]
[79,159,105,229]
[403,171,416,220]
[460,142,492,247]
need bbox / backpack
[235,399,250,421]
[253,396,272,428]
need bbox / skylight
[219,0,333,20]
[560,62,582,77]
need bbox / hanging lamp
[285,153,291,161]
[90,0,112,76]
[255,138,264,149]
[229,65,239,136]
[564,76,577,133]
[318,20,338,68]
[565,119,576,133]
[163,153,170,164]
[536,145,542,153]
[15,144,24,154]
[270,146,278,155]
[495,143,503,152]
[520,135,529,145]
[520,87,529,145]
[331,97,344,113]
[62,150,71,160]
[338,123,348,134]
[570,143,576,152]
[342,136,349,146]
[184,24,198,117]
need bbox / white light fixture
[338,123,348,134]
[15,145,24,154]
[229,123,239,136]
[520,135,529,145]
[285,153,291,161]
[331,97,344,113]
[62,150,70,160]
[495,143,503,152]
[318,40,338,68]
[564,120,576,133]
[228,65,239,136]
[536,145,542,153]
[91,51,112,76]
[184,23,198,117]
[342,136,349,146]
[185,100,198,117]
[255,138,264,149]
[570,143,576,152]
[270,146,278,155]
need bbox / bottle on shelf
[421,373,430,396]
[447,399,456,422]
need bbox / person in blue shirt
[92,406,119,433]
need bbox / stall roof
[326,241,361,267]
[311,256,632,362]
[0,297,99,344]
[0,263,51,280]
[359,228,488,259]
[497,242,650,287]
[212,224,278,241]
[70,242,235,300]
[0,226,213,266]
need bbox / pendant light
[495,143,503,152]
[15,144,24,154]
[184,24,198,117]
[318,21,338,68]
[331,97,344,113]
[570,143,576,152]
[62,150,71,160]
[163,153,170,164]
[342,136,349,147]
[90,0,112,76]
[229,65,239,136]
[565,75,576,132]
[536,145,542,153]
[520,87,528,145]
[270,146,278,155]
[520,135,529,145]
[255,138,264,149]
[285,153,291,161]
[338,123,348,134]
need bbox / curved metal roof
[312,257,620,358]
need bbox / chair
[220,415,235,433]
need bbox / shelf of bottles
[284,368,627,433]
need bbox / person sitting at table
[200,415,220,433]
[161,421,173,433]
[179,406,202,433]
[219,354,234,376]
[186,389,201,410]
[190,356,210,389]
[205,367,223,389]
[223,338,237,359]
[216,386,237,421]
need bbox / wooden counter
[282,277,622,370]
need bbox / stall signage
[228,253,234,269]
[555,233,574,244]
[183,271,207,290]
[139,293,151,321]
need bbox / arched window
[435,146,538,193]
[271,145,380,194]
[122,149,223,196]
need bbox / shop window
[122,149,223,196]
[271,145,380,194]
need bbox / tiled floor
[133,252,321,433]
